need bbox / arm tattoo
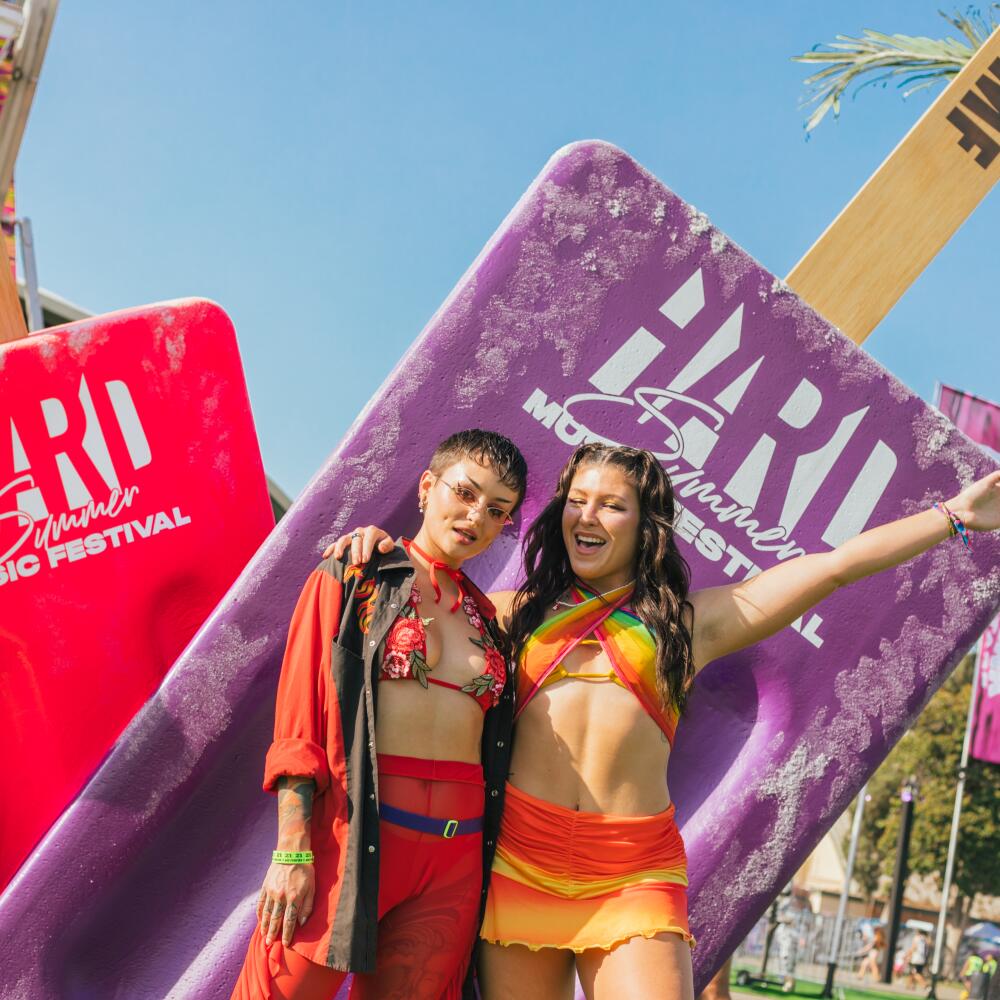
[275,776,315,849]
[277,777,315,822]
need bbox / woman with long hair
[331,443,1000,1000]
[232,429,527,1000]
[858,925,886,982]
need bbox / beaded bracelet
[933,501,971,549]
[272,850,315,865]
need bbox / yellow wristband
[272,850,314,865]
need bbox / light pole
[821,785,868,998]
[928,649,983,999]
[883,777,919,984]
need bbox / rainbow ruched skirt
[481,782,694,953]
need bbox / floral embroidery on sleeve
[344,564,378,634]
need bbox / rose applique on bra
[381,583,506,710]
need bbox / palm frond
[938,5,999,46]
[794,6,1000,131]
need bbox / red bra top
[379,543,506,712]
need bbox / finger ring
[351,531,362,540]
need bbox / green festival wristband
[272,850,314,865]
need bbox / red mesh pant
[232,755,485,1000]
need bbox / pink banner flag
[937,384,1000,764]
[973,618,1000,765]
[938,384,1000,460]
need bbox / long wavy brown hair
[508,444,695,713]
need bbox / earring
[418,495,426,513]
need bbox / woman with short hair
[232,429,527,1000]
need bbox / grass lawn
[731,966,915,1000]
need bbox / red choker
[402,537,467,613]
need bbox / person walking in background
[858,925,886,983]
[905,931,930,990]
[959,950,983,998]
[969,952,998,1000]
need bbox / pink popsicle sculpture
[0,299,274,892]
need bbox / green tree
[794,6,1000,131]
[850,655,1000,969]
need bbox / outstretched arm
[690,471,1000,669]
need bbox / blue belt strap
[379,802,483,838]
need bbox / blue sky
[16,2,1000,498]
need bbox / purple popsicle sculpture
[1,142,998,999]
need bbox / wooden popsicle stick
[0,245,28,344]
[786,26,1000,345]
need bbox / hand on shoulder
[323,525,395,566]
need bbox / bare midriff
[375,679,485,764]
[508,641,672,816]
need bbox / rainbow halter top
[515,583,677,746]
